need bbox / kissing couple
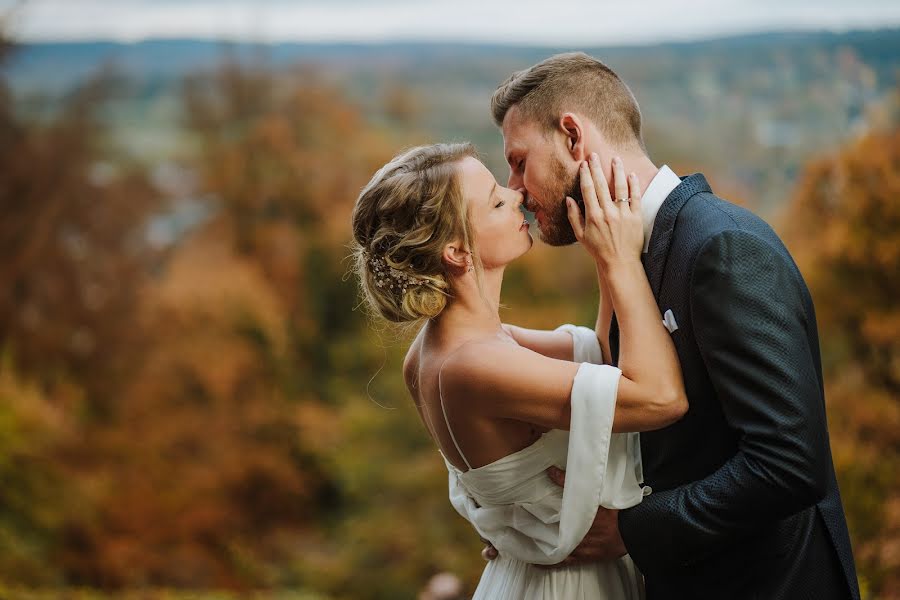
[351,52,860,599]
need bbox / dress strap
[439,394,473,471]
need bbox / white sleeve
[556,323,646,511]
[554,323,605,364]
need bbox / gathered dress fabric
[444,324,648,599]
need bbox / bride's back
[404,323,547,473]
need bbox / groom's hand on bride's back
[480,538,499,561]
[542,467,628,567]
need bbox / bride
[351,142,686,599]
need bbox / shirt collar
[640,165,681,253]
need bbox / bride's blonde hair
[351,143,480,323]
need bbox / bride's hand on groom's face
[566,153,644,272]
[542,466,628,567]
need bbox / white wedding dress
[443,325,649,599]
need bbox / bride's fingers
[612,156,629,209]
[566,196,585,240]
[628,171,643,216]
[578,161,602,221]
[588,153,617,215]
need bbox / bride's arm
[501,324,574,361]
[573,154,687,428]
[594,267,613,364]
[442,319,682,433]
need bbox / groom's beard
[539,155,582,247]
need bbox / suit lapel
[609,174,712,365]
[643,173,712,298]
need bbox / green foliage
[0,351,71,585]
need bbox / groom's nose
[507,171,522,190]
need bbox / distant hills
[4,28,899,94]
[3,28,898,212]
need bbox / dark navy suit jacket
[611,174,860,599]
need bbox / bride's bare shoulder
[438,339,528,397]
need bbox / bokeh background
[0,1,898,598]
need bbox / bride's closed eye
[488,181,504,208]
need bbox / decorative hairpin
[367,251,428,294]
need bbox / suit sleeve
[617,229,830,575]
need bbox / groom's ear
[559,113,586,162]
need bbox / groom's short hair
[491,52,645,152]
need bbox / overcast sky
[3,0,900,45]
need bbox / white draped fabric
[444,325,648,599]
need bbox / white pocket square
[662,309,679,334]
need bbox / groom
[488,52,859,599]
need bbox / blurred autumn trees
[783,121,900,598]
[1,29,899,600]
[0,31,486,595]
[0,36,163,585]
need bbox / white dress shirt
[639,164,681,253]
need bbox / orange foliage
[783,126,900,598]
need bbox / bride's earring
[466,256,474,273]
